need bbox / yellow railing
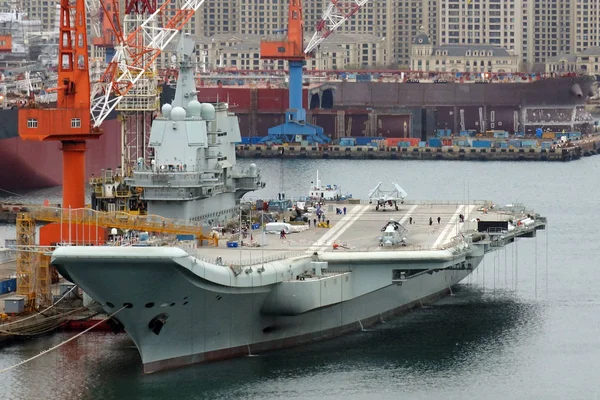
[24,206,211,240]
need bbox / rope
[0,285,79,327]
[0,307,89,336]
[0,188,23,197]
[0,305,127,374]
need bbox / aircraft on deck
[379,218,408,247]
[368,182,408,211]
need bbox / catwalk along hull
[53,247,480,374]
[0,108,121,191]
[185,76,596,139]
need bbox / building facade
[437,0,522,55]
[195,33,386,71]
[411,33,520,73]
[545,47,600,75]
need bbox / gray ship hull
[53,247,480,373]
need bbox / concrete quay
[236,136,600,162]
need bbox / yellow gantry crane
[15,207,213,310]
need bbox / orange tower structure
[18,0,101,209]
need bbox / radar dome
[248,163,258,177]
[187,100,202,117]
[161,103,172,118]
[171,106,186,121]
[200,103,216,121]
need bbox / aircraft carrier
[51,200,545,374]
[48,35,546,374]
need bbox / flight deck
[191,201,537,267]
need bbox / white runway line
[398,204,419,225]
[432,205,464,249]
[325,205,370,246]
[308,204,363,252]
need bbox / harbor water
[1,158,600,400]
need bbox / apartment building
[195,33,385,71]
[411,32,519,73]
[437,0,521,55]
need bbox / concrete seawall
[236,136,600,162]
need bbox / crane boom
[304,0,371,54]
[90,0,208,128]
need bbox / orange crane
[259,0,370,144]
[18,0,100,210]
[259,0,328,144]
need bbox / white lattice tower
[305,0,372,54]
[90,0,209,128]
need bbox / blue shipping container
[508,140,522,148]
[472,140,492,148]
[428,138,442,147]
[0,278,16,295]
[355,137,383,146]
[176,234,196,241]
[521,140,539,148]
[251,136,266,144]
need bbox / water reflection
[73,286,542,400]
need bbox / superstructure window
[71,118,81,128]
[27,118,38,128]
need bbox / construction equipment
[304,0,372,55]
[18,0,101,210]
[259,0,329,145]
[259,0,369,145]
[90,0,209,128]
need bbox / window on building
[71,118,81,128]
[27,119,38,128]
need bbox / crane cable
[0,305,127,374]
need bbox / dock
[236,135,600,161]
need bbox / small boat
[308,170,352,201]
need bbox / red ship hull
[0,117,121,191]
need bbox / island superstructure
[125,35,264,225]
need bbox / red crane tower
[18,0,100,209]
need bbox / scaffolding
[16,213,36,309]
[14,207,214,308]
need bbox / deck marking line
[443,204,477,245]
[432,204,464,249]
[325,205,370,246]
[308,205,363,252]
[398,204,419,226]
